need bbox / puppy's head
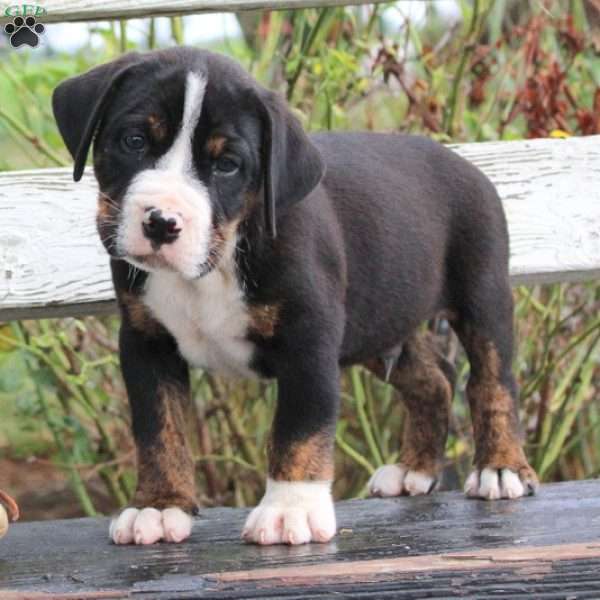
[52,48,324,279]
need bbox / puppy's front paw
[109,506,192,545]
[368,464,438,497]
[464,467,538,500]
[242,480,336,545]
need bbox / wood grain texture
[16,0,410,23]
[212,542,600,582]
[1,480,600,597]
[0,135,599,320]
[0,169,115,320]
[453,135,600,286]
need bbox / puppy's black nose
[142,208,182,246]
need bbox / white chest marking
[143,266,256,379]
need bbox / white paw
[465,467,535,500]
[368,464,437,497]
[109,506,192,545]
[242,479,336,545]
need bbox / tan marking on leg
[119,291,163,336]
[269,431,334,482]
[365,333,454,477]
[467,374,529,471]
[133,383,198,511]
[466,340,536,483]
[248,303,280,338]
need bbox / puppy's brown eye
[122,134,146,152]
[214,156,240,175]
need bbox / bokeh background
[0,0,598,520]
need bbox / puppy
[52,47,538,546]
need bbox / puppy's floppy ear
[255,90,324,238]
[52,53,141,182]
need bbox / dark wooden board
[1,480,600,598]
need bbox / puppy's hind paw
[464,467,538,500]
[368,464,438,497]
[109,506,192,545]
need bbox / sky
[42,1,461,52]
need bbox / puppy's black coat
[52,47,537,545]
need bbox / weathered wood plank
[0,135,599,320]
[9,0,409,24]
[1,480,600,597]
[212,542,600,582]
[453,136,600,286]
[0,169,116,321]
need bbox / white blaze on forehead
[116,69,213,279]
[158,71,207,174]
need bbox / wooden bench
[1,1,600,598]
[3,482,600,597]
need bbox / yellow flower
[549,129,570,139]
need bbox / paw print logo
[4,16,45,48]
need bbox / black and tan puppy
[52,47,538,546]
